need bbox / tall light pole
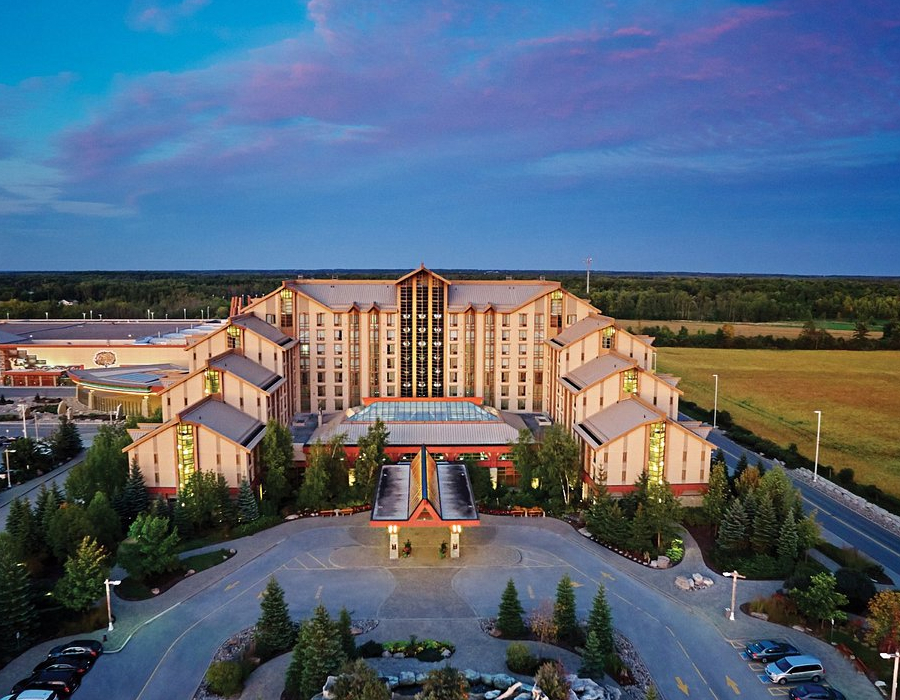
[881,651,900,700]
[584,257,593,295]
[712,374,719,429]
[18,404,27,439]
[813,409,822,482]
[105,578,121,632]
[724,570,745,621]
[3,448,15,486]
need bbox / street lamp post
[881,651,900,700]
[104,578,121,632]
[18,404,27,440]
[724,570,745,621]
[712,374,719,429]
[813,410,822,482]
[3,448,15,486]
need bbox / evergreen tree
[758,466,797,521]
[5,498,37,563]
[261,419,294,507]
[586,584,615,663]
[703,462,730,535]
[0,535,36,657]
[284,620,309,700]
[121,459,150,525]
[254,576,296,660]
[628,503,654,554]
[795,512,822,559]
[64,423,131,504]
[34,484,60,556]
[298,452,329,510]
[86,491,122,553]
[332,659,390,700]
[496,578,526,638]
[585,484,629,548]
[213,473,236,526]
[172,499,195,538]
[337,607,356,660]
[717,499,750,554]
[750,492,778,555]
[296,604,346,700]
[644,481,682,552]
[580,631,605,680]
[237,479,260,523]
[46,504,94,562]
[553,573,581,645]
[117,513,181,581]
[777,510,799,562]
[733,452,749,482]
[419,666,468,700]
[50,416,82,464]
[53,537,108,612]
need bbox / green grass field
[657,348,900,496]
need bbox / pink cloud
[129,0,210,33]
[614,26,654,37]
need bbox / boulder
[567,690,579,700]
[492,674,516,690]
[515,694,531,700]
[692,573,704,584]
[322,676,337,700]
[441,648,452,658]
[464,670,482,683]
[386,677,399,690]
[481,673,494,686]
[674,576,693,591]
[416,673,428,684]
[398,671,416,687]
[656,555,671,569]
[606,688,622,700]
[702,577,714,588]
[392,652,405,659]
[649,560,658,568]
[580,682,606,700]
[485,691,502,700]
[750,611,769,621]
[382,650,392,658]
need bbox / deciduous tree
[261,420,294,507]
[867,590,900,653]
[537,425,580,506]
[53,537,108,612]
[703,462,730,535]
[509,428,540,491]
[354,420,389,499]
[790,572,847,629]
[117,513,180,581]
[419,666,468,700]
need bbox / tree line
[1,270,898,324]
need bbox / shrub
[665,537,685,565]
[835,567,877,614]
[506,642,538,675]
[836,468,855,487]
[416,648,445,662]
[534,662,569,700]
[205,660,244,697]
[784,559,826,592]
[232,514,282,539]
[358,640,384,658]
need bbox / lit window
[622,369,638,394]
[204,369,220,395]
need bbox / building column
[88,390,95,409]
[141,395,150,415]
[388,525,399,560]
[450,524,461,559]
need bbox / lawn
[657,348,900,496]
[620,319,881,340]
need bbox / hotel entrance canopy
[370,446,479,528]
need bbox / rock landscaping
[674,573,715,591]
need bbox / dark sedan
[788,684,846,700]
[32,656,93,676]
[11,669,80,697]
[46,639,102,660]
[744,639,800,663]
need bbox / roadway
[703,426,900,581]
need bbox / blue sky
[1,1,898,274]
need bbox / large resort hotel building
[0,267,714,501]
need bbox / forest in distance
[0,269,898,327]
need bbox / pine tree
[50,416,82,464]
[122,459,150,525]
[703,462,730,535]
[496,578,526,638]
[172,499,194,539]
[585,484,629,548]
[777,510,799,562]
[284,620,309,700]
[337,607,356,660]
[0,536,36,657]
[628,503,655,554]
[586,584,615,663]
[53,537,109,612]
[579,630,605,680]
[261,420,294,507]
[553,573,581,645]
[237,479,260,523]
[254,576,296,660]
[717,499,750,554]
[295,604,346,700]
[751,492,778,555]
[5,498,37,563]
[297,456,329,511]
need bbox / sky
[1,1,899,274]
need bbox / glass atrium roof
[347,400,500,423]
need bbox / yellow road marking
[600,571,615,581]
[676,676,689,695]
[726,676,740,694]
[571,580,584,588]
[224,581,240,592]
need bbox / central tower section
[398,267,447,397]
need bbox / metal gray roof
[68,364,188,388]
[436,462,479,520]
[180,399,266,448]
[209,353,281,391]
[548,314,614,348]
[232,315,295,347]
[288,282,398,310]
[446,282,558,310]
[575,398,663,448]
[561,353,635,392]
[310,420,520,446]
[0,320,222,344]
[371,465,411,520]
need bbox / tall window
[369,312,380,397]
[349,312,360,405]
[483,311,495,405]
[299,313,310,411]
[602,326,615,349]
[279,289,293,328]
[622,369,638,394]
[464,311,476,397]
[648,422,666,485]
[227,325,241,349]
[176,423,195,486]
[204,369,220,395]
[550,290,563,329]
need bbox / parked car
[11,669,80,697]
[765,655,825,685]
[745,639,801,663]
[32,656,93,676]
[46,639,102,660]
[788,684,846,700]
[0,690,60,700]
